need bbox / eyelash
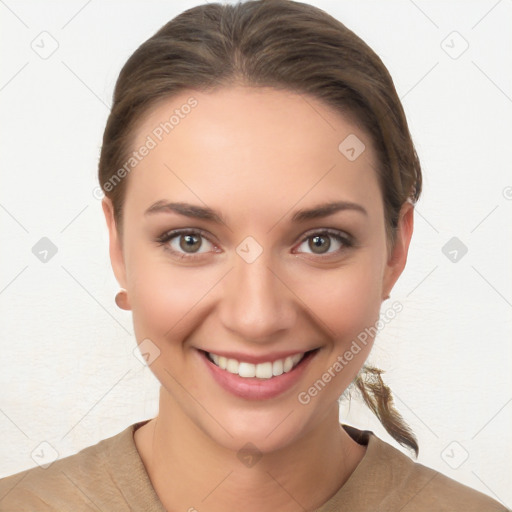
[155,228,355,261]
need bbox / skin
[102,85,414,512]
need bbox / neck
[134,388,366,512]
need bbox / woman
[0,1,508,510]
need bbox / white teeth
[272,359,283,376]
[291,353,303,365]
[226,358,239,374]
[238,362,256,378]
[256,362,273,379]
[283,356,294,372]
[207,351,306,379]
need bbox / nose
[218,250,297,343]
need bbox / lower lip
[199,349,318,400]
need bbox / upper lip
[199,348,318,364]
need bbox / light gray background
[1,0,511,507]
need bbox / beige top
[0,420,508,511]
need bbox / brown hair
[98,0,421,456]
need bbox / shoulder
[369,433,509,511]
[0,422,151,512]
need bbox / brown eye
[156,229,217,259]
[296,229,353,257]
[309,234,331,254]
[179,233,203,253]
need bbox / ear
[102,197,127,289]
[382,201,414,298]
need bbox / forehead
[124,86,382,224]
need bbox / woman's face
[103,86,412,452]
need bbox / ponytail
[351,364,419,457]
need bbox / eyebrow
[144,200,367,223]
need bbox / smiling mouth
[202,349,319,380]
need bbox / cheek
[130,266,216,344]
[126,240,216,344]
[292,257,384,341]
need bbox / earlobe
[382,202,415,299]
[115,289,130,310]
